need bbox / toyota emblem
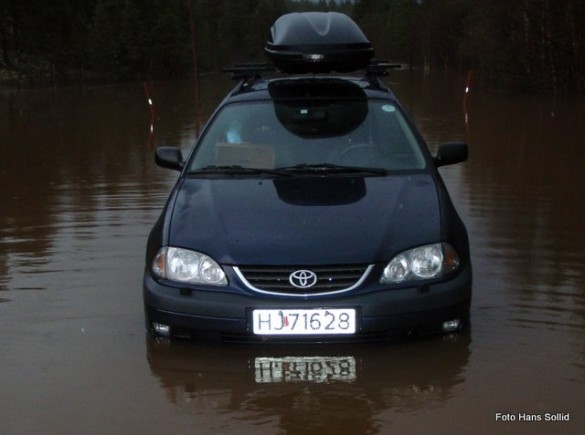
[289,270,318,289]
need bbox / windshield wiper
[277,163,388,175]
[189,165,292,177]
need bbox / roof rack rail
[366,60,401,77]
[223,63,276,81]
[222,60,401,92]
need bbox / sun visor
[265,12,374,73]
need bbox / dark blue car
[143,12,471,342]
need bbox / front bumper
[143,265,472,341]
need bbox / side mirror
[434,142,468,167]
[155,147,184,171]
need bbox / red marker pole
[143,81,157,148]
[463,70,472,130]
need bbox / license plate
[255,356,357,383]
[252,308,356,335]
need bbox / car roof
[222,71,400,106]
[222,61,400,105]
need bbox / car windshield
[188,97,426,174]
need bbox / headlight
[152,247,227,286]
[380,243,460,284]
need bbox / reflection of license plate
[255,356,357,383]
[252,308,356,335]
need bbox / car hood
[168,174,440,265]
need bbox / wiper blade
[277,163,388,175]
[190,165,292,177]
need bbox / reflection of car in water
[143,12,471,342]
[146,333,470,433]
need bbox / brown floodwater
[1,72,584,434]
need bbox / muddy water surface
[1,73,584,434]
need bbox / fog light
[442,319,461,332]
[153,322,171,337]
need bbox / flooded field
[1,72,584,434]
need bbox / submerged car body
[143,12,471,342]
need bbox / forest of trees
[1,0,584,94]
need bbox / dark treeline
[1,0,584,94]
[0,0,347,83]
[355,0,585,94]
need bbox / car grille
[235,264,371,296]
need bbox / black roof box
[265,12,374,74]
